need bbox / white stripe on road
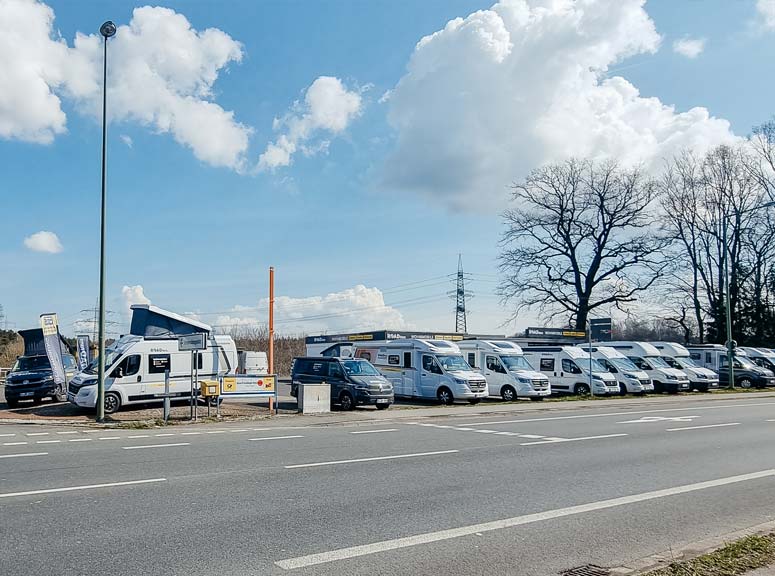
[285,450,459,469]
[521,434,628,446]
[122,443,190,450]
[27,432,49,436]
[0,434,15,437]
[98,437,121,440]
[155,433,175,437]
[207,430,227,434]
[57,431,78,435]
[180,432,202,436]
[127,435,150,439]
[349,429,398,435]
[36,440,61,444]
[0,478,167,499]
[230,429,249,433]
[69,438,92,442]
[249,436,304,442]
[0,452,48,459]
[3,442,27,446]
[666,423,740,432]
[275,468,775,570]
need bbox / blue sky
[2,0,774,338]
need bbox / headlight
[666,374,677,380]
[518,378,531,384]
[696,373,706,379]
[454,378,469,386]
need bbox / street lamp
[96,20,116,422]
[722,199,775,389]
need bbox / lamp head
[100,21,117,38]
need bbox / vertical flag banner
[40,313,66,389]
[76,335,91,371]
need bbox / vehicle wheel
[500,385,517,402]
[437,387,454,405]
[468,398,481,405]
[653,381,664,394]
[104,392,121,414]
[530,397,544,402]
[6,399,18,408]
[574,383,590,396]
[339,391,356,411]
[738,378,753,389]
[375,403,390,410]
[696,383,709,393]
[619,383,627,396]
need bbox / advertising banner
[221,374,276,397]
[76,335,91,371]
[39,313,66,389]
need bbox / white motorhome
[353,339,488,404]
[237,350,268,374]
[457,340,550,401]
[68,305,237,414]
[737,347,775,373]
[652,342,719,392]
[521,346,619,395]
[605,342,690,393]
[579,346,653,395]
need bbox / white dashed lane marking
[69,438,92,442]
[3,442,27,446]
[36,440,61,444]
[0,452,48,459]
[410,422,552,441]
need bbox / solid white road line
[0,478,167,499]
[666,423,741,432]
[285,450,459,470]
[122,443,190,450]
[3,442,27,446]
[249,435,304,442]
[349,429,399,435]
[275,469,775,570]
[521,434,628,446]
[460,402,775,427]
[0,452,48,459]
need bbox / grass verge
[646,534,775,576]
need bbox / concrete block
[299,383,331,414]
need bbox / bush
[228,326,305,377]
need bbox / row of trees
[499,120,775,346]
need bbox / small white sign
[178,333,206,351]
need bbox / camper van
[354,339,488,404]
[652,342,719,392]
[737,347,775,373]
[237,350,268,374]
[605,342,690,393]
[522,346,619,395]
[68,305,238,414]
[457,340,551,401]
[579,346,652,395]
[685,345,774,388]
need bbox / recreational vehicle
[605,342,690,393]
[651,342,719,392]
[457,340,550,401]
[353,339,488,404]
[521,346,619,395]
[579,345,652,395]
[685,344,774,388]
[737,347,775,373]
[68,305,238,414]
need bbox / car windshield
[12,356,50,371]
[587,358,607,373]
[677,357,698,368]
[83,347,123,375]
[662,356,680,369]
[342,360,380,376]
[436,354,471,372]
[610,357,638,371]
[737,357,756,369]
[500,355,534,371]
[648,356,670,368]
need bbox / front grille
[7,379,47,391]
[531,379,549,389]
[640,379,650,387]
[470,381,487,391]
[68,381,87,395]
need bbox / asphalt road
[1,395,775,575]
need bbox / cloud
[121,284,151,316]
[120,134,133,148]
[382,0,737,210]
[258,76,362,171]
[213,285,411,334]
[0,1,251,170]
[757,0,775,29]
[23,230,63,253]
[672,37,705,58]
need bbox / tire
[437,387,454,405]
[339,391,356,411]
[695,383,709,393]
[468,398,481,405]
[500,385,517,402]
[375,403,390,410]
[619,383,627,396]
[738,378,753,389]
[530,397,544,402]
[104,392,121,414]
[653,381,664,394]
[574,383,590,396]
[6,399,18,408]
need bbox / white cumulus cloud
[0,1,251,170]
[757,0,775,29]
[122,284,151,316]
[258,76,362,171]
[672,37,705,58]
[120,134,133,148]
[23,230,63,253]
[382,0,737,210]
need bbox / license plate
[376,399,390,404]
[19,392,34,397]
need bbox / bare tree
[499,159,668,330]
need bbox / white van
[605,341,690,393]
[652,342,719,392]
[458,340,550,401]
[580,346,652,395]
[67,305,237,414]
[522,346,619,395]
[737,347,775,373]
[354,339,488,405]
[237,350,268,374]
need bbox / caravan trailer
[68,305,237,414]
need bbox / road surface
[1,395,774,575]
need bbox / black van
[291,357,394,410]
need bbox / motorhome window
[84,346,124,374]
[388,355,400,365]
[467,353,476,367]
[662,357,680,369]
[12,356,50,371]
[609,357,637,372]
[690,352,701,361]
[649,356,670,369]
[342,360,380,376]
[561,359,581,374]
[486,355,506,373]
[436,355,470,372]
[197,352,203,370]
[678,357,699,368]
[629,357,650,370]
[359,351,372,362]
[403,352,412,368]
[422,355,442,374]
[148,354,169,374]
[501,355,535,371]
[705,352,712,364]
[113,354,140,378]
[598,358,616,373]
[539,358,554,371]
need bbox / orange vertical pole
[268,266,275,414]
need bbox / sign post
[178,333,206,421]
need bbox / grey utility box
[298,382,331,414]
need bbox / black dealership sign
[590,318,612,341]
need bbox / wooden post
[269,266,275,413]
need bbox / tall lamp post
[722,199,775,389]
[96,20,116,423]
